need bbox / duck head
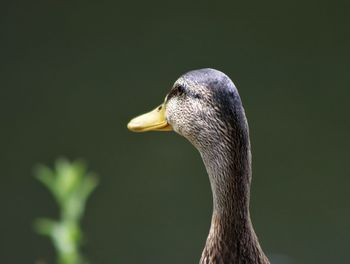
[127,68,247,152]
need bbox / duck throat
[198,136,269,264]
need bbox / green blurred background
[1,0,349,263]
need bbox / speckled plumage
[165,69,270,264]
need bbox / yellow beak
[127,102,173,132]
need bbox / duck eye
[177,85,185,95]
[166,84,186,101]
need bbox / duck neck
[198,136,269,264]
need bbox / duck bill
[127,102,173,132]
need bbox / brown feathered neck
[198,122,270,264]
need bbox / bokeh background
[1,0,349,263]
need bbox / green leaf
[34,158,98,264]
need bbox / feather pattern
[165,69,270,264]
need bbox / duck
[127,68,270,264]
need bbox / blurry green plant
[34,159,98,264]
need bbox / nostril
[158,105,162,111]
